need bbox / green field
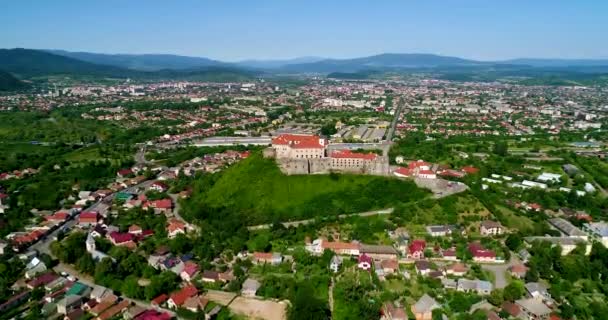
[181,153,429,224]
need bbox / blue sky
[2,0,607,61]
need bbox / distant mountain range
[46,49,228,71]
[1,48,607,88]
[0,48,258,82]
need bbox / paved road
[385,97,405,143]
[168,193,199,232]
[481,255,520,289]
[247,208,394,231]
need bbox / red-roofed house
[144,199,173,214]
[149,181,169,193]
[468,243,496,262]
[167,285,198,309]
[180,261,200,282]
[117,169,133,178]
[47,211,69,222]
[151,294,168,307]
[79,212,99,227]
[461,166,479,175]
[108,232,135,246]
[358,254,372,271]
[26,272,58,289]
[167,220,187,238]
[407,240,426,259]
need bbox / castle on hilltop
[264,134,389,175]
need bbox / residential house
[183,296,208,313]
[411,294,440,320]
[516,298,551,320]
[201,270,221,283]
[57,295,82,315]
[426,225,453,237]
[322,240,361,256]
[25,257,47,279]
[151,294,168,308]
[480,221,504,236]
[124,305,146,319]
[0,291,30,312]
[509,264,528,279]
[381,302,407,320]
[252,252,283,265]
[180,261,200,282]
[96,299,130,320]
[167,285,198,309]
[357,254,372,271]
[144,199,173,214]
[457,279,492,295]
[441,248,458,261]
[360,244,399,261]
[445,263,468,277]
[329,255,342,273]
[381,260,399,274]
[149,181,169,193]
[26,272,58,289]
[89,295,118,316]
[415,260,433,276]
[502,302,522,318]
[108,232,136,249]
[408,240,426,259]
[167,220,186,238]
[525,282,552,304]
[468,243,497,263]
[241,278,261,297]
[583,222,608,248]
[78,212,99,227]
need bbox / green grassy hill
[182,153,429,224]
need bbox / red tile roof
[151,294,168,306]
[272,134,326,149]
[109,231,134,244]
[169,285,198,306]
[409,239,426,253]
[461,166,479,174]
[149,199,172,209]
[394,167,413,176]
[330,149,377,160]
[79,211,98,223]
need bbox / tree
[76,253,96,275]
[503,281,525,301]
[488,289,504,306]
[493,141,508,156]
[289,283,330,320]
[505,234,523,251]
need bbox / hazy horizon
[3,1,608,61]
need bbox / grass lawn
[385,278,407,292]
[496,205,535,233]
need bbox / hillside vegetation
[0,70,26,91]
[181,153,429,225]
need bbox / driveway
[481,255,520,289]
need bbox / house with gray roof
[516,298,551,320]
[411,294,440,320]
